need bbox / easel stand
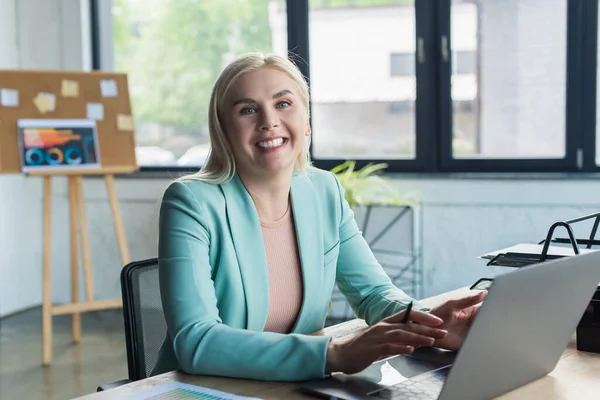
[33,167,134,366]
[0,68,138,365]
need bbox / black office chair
[97,257,168,391]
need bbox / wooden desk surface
[74,287,600,400]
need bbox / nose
[259,108,279,131]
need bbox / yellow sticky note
[61,80,79,97]
[33,92,56,114]
[117,114,134,131]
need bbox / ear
[306,122,311,137]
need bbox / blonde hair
[177,52,312,184]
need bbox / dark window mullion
[286,0,314,162]
[415,0,440,171]
[286,0,310,86]
[90,0,101,70]
[436,0,453,171]
[565,0,586,171]
[581,0,599,171]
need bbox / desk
[74,287,600,400]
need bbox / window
[390,53,415,77]
[308,0,417,161]
[93,0,600,173]
[450,0,567,160]
[99,0,287,168]
[453,51,476,75]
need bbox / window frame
[437,0,587,173]
[90,0,600,174]
[292,0,438,173]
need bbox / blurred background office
[2,0,600,399]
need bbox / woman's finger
[402,323,448,339]
[406,309,444,326]
[375,343,415,359]
[446,291,487,310]
[382,328,438,347]
[375,320,448,340]
[384,309,443,326]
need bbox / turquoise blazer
[153,167,424,381]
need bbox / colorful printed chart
[116,382,262,400]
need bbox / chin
[258,159,297,175]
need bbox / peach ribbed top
[260,204,304,333]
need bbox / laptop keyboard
[368,365,451,400]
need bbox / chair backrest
[121,257,167,381]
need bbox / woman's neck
[239,171,292,222]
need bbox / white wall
[3,169,599,318]
[0,0,92,317]
[42,177,600,308]
[393,177,600,294]
[1,0,600,318]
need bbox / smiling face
[221,67,310,180]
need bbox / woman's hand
[325,309,448,375]
[428,291,487,351]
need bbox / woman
[154,52,485,381]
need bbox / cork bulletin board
[0,69,138,175]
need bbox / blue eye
[277,101,291,108]
[240,107,256,115]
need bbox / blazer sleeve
[331,175,430,326]
[158,181,331,381]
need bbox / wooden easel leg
[76,177,95,302]
[42,176,52,366]
[69,177,81,343]
[104,174,130,266]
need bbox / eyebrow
[231,89,294,107]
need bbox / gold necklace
[259,198,290,224]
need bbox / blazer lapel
[220,175,269,332]
[290,173,324,333]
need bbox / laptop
[300,250,600,400]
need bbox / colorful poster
[17,119,101,172]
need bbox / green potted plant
[330,160,418,207]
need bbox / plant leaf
[330,160,419,207]
[356,162,388,178]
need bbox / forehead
[228,67,300,99]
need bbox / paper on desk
[115,381,262,400]
[311,319,368,342]
[377,360,409,386]
[479,243,598,260]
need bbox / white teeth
[257,138,284,148]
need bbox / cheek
[285,112,308,134]
[227,119,255,147]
